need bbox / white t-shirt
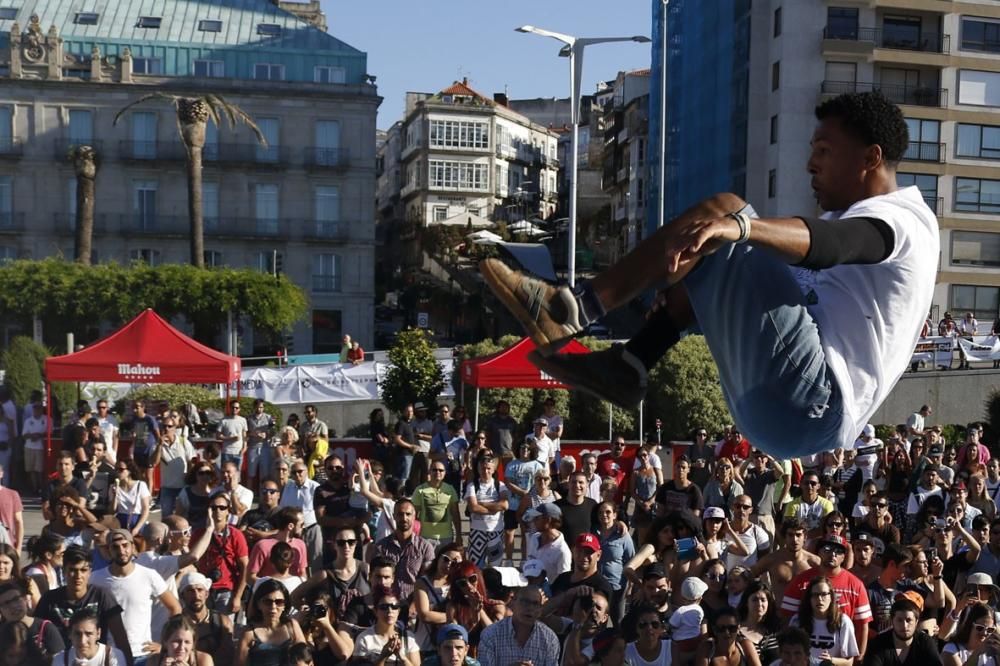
[21,414,47,451]
[528,434,555,464]
[464,477,508,532]
[135,551,180,639]
[789,615,859,660]
[669,603,704,641]
[218,415,248,455]
[526,531,572,579]
[634,453,663,470]
[906,412,925,444]
[907,485,946,514]
[545,414,564,452]
[723,522,771,569]
[799,186,938,447]
[53,644,127,666]
[90,563,169,657]
[626,640,673,666]
[97,414,120,461]
[115,480,150,516]
[943,642,994,666]
[353,627,420,663]
[159,436,196,489]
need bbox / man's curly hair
[815,91,909,164]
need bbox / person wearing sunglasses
[411,454,463,551]
[246,507,308,588]
[692,606,761,666]
[626,603,671,666]
[352,587,420,665]
[157,411,197,520]
[942,601,1000,666]
[282,462,322,574]
[444,561,492,652]
[239,479,283,549]
[176,463,219,526]
[190,492,248,615]
[783,470,835,538]
[808,512,854,571]
[371,500,436,601]
[237,578,306,665]
[780,535,872,659]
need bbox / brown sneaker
[528,345,647,408]
[480,258,583,352]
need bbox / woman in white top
[626,605,673,666]
[112,457,151,536]
[788,577,858,666]
[351,588,421,665]
[943,602,1000,666]
[464,453,508,568]
[851,480,879,528]
[53,607,127,665]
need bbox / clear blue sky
[320,0,654,129]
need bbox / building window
[256,251,283,275]
[0,246,15,264]
[74,12,99,24]
[132,58,163,75]
[312,309,342,354]
[771,61,780,91]
[955,177,1000,213]
[129,248,161,266]
[952,284,999,322]
[136,16,162,28]
[429,120,490,150]
[957,123,1000,159]
[130,111,157,159]
[68,109,93,146]
[896,172,938,210]
[314,120,341,165]
[203,250,223,267]
[204,121,219,160]
[254,183,279,234]
[314,186,340,237]
[256,118,279,163]
[952,231,1000,267]
[826,7,859,39]
[0,175,11,227]
[0,106,11,153]
[961,17,1000,53]
[253,63,285,81]
[767,169,776,198]
[203,182,219,231]
[428,160,489,191]
[312,254,341,292]
[314,66,346,84]
[903,118,940,161]
[637,139,646,165]
[133,180,157,229]
[198,19,222,32]
[882,16,922,50]
[770,115,778,144]
[773,7,782,37]
[0,8,18,20]
[193,60,224,77]
[433,206,448,222]
[959,70,1000,106]
[257,23,281,36]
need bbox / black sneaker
[528,344,647,408]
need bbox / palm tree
[113,95,266,268]
[69,145,98,266]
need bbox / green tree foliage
[645,335,732,440]
[1,336,44,404]
[116,384,282,423]
[380,328,446,416]
[0,259,307,346]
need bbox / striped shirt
[478,617,561,666]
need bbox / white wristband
[729,212,752,244]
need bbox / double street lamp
[515,25,650,287]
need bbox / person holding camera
[192,491,249,615]
[296,587,353,663]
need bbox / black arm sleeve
[794,216,895,270]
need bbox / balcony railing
[304,147,350,169]
[924,197,944,215]
[0,212,25,231]
[824,26,949,54]
[204,217,285,237]
[903,141,944,162]
[54,139,104,159]
[203,143,289,167]
[118,141,186,161]
[821,80,947,107]
[300,220,350,241]
[53,213,113,233]
[541,154,560,168]
[120,214,189,235]
[0,137,23,158]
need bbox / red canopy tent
[44,309,241,457]
[460,337,591,429]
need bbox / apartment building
[0,0,378,354]
[385,79,560,228]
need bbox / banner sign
[911,336,955,367]
[958,335,1000,362]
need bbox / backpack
[465,476,501,517]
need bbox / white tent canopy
[436,211,494,228]
[467,230,503,245]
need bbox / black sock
[625,307,681,370]
[572,281,606,326]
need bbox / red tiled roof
[439,78,492,103]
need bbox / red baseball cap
[820,534,849,551]
[575,533,602,552]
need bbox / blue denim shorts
[683,205,845,459]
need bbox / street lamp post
[515,25,650,287]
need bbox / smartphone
[677,537,699,561]
[927,547,937,561]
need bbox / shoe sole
[527,350,644,409]
[480,260,570,355]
